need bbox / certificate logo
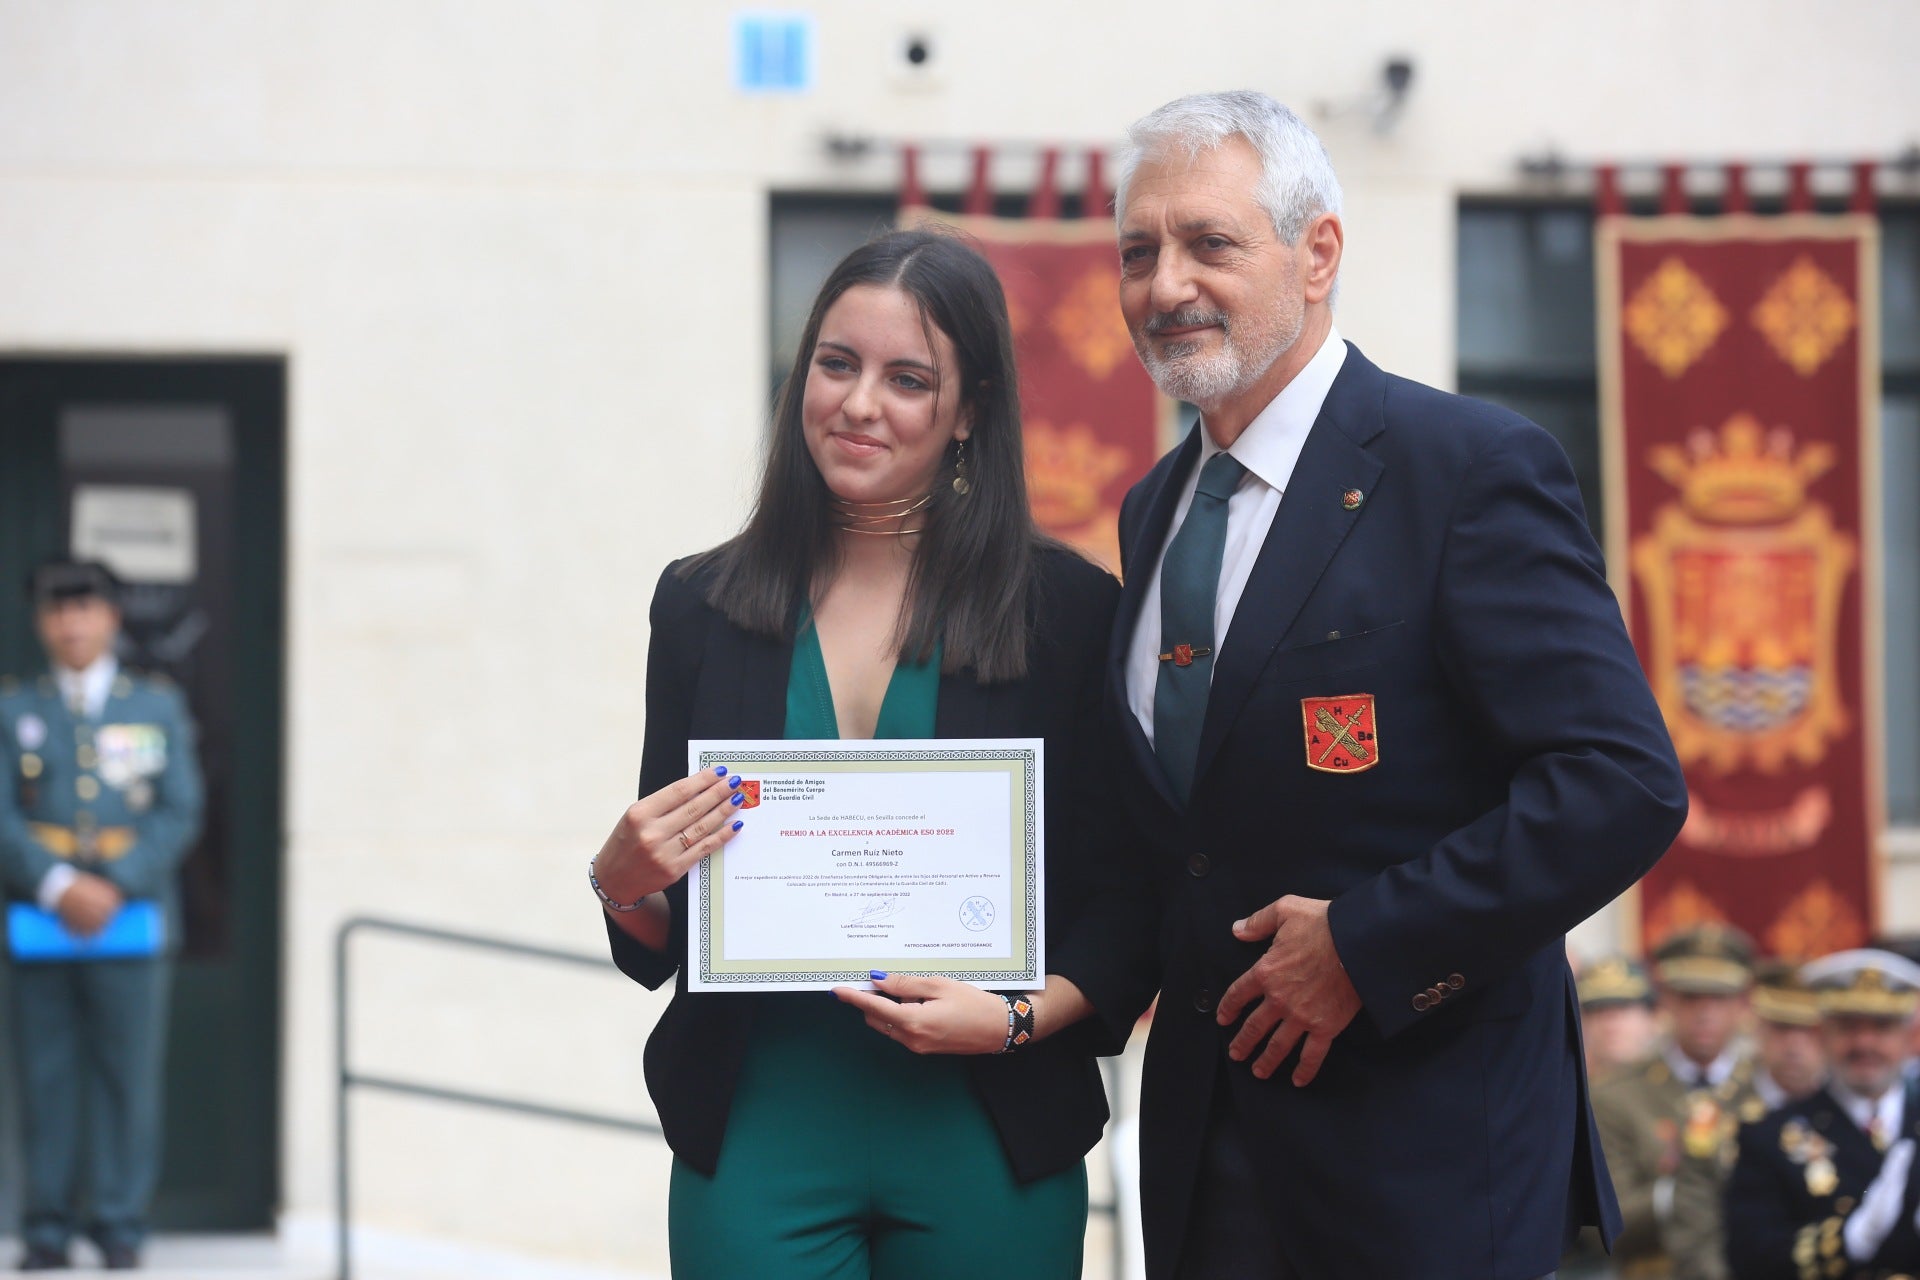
[735,780,761,808]
[959,896,996,931]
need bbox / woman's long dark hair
[683,228,1044,682]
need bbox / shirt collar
[55,655,118,713]
[1196,326,1347,494]
[1663,1041,1741,1088]
[1828,1076,1906,1134]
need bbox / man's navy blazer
[1089,344,1688,1279]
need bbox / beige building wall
[1,1,1916,1272]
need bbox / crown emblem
[1647,414,1834,525]
[1024,420,1132,527]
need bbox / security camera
[1313,56,1415,133]
[892,28,942,90]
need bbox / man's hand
[56,873,124,938]
[1217,895,1362,1086]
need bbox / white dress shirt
[1662,1042,1743,1090]
[1126,328,1347,745]
[55,654,117,722]
[1829,1075,1906,1144]
[37,655,119,911]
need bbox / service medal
[1683,1095,1724,1160]
[1806,1156,1838,1197]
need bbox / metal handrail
[334,914,1125,1280]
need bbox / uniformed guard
[0,560,203,1271]
[1582,954,1659,1085]
[1593,924,1763,1279]
[1667,959,1831,1278]
[1725,949,1920,1280]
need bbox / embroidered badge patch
[1301,695,1379,773]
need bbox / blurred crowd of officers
[1566,927,1920,1280]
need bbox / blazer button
[1185,853,1210,878]
[1193,989,1216,1014]
[1412,993,1431,1012]
[1448,974,1465,989]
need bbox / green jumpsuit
[667,618,1088,1279]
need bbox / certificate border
[691,745,1039,987]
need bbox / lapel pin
[1342,488,1365,511]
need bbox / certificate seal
[959,896,996,932]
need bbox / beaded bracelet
[588,861,649,913]
[998,994,1037,1054]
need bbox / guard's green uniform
[0,667,203,1256]
[667,619,1087,1280]
[1593,1047,1768,1279]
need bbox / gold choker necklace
[830,492,933,536]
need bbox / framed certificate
[685,739,1043,992]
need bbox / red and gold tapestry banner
[909,211,1172,571]
[1600,216,1883,959]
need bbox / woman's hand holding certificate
[833,973,1014,1054]
[591,765,749,947]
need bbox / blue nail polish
[870,970,888,981]
[729,775,744,789]
[731,820,744,832]
[730,792,746,806]
[713,765,728,777]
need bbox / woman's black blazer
[605,545,1154,1182]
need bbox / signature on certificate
[842,898,906,928]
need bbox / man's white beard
[1136,300,1303,409]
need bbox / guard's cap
[25,559,121,608]
[1801,949,1920,1020]
[1577,955,1653,1010]
[1651,924,1757,995]
[1751,959,1822,1028]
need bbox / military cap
[1751,959,1821,1028]
[26,559,121,607]
[1650,923,1757,995]
[1577,954,1653,1010]
[1800,949,1920,1020]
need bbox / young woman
[587,229,1151,1280]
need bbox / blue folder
[7,901,164,962]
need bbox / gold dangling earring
[952,438,972,496]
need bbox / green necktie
[1153,451,1246,803]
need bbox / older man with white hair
[1065,91,1688,1278]
[1725,949,1920,1280]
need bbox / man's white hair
[1115,90,1343,244]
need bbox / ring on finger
[677,828,695,851]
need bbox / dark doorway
[0,357,285,1230]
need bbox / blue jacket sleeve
[1327,419,1687,1039]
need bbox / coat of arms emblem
[1630,414,1857,775]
